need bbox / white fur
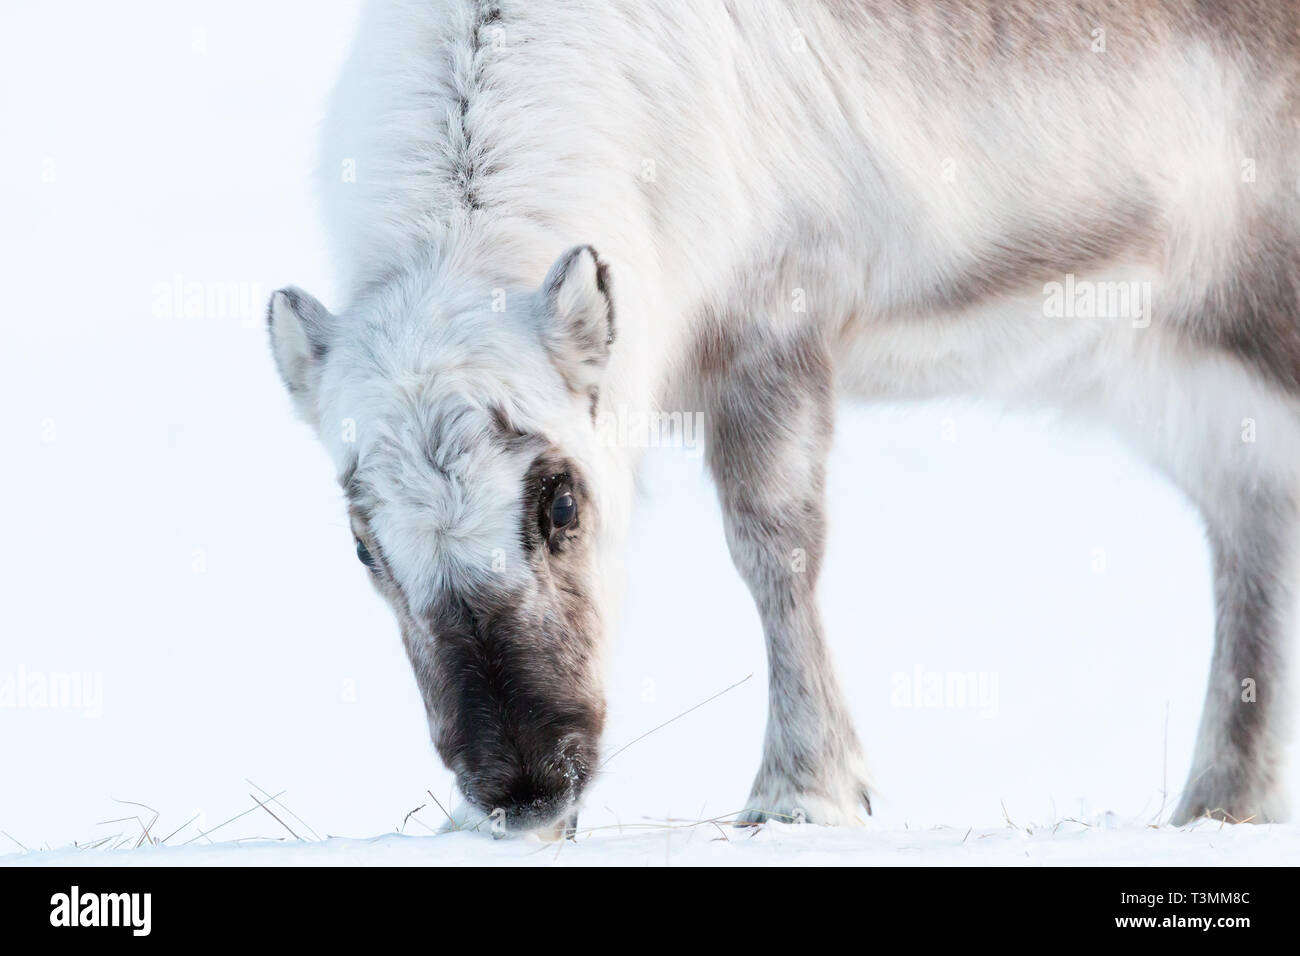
[269,0,1300,825]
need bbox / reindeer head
[268,246,625,833]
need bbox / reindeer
[268,0,1299,832]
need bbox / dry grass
[7,675,1248,856]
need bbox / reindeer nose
[476,772,580,831]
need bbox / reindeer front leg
[702,328,872,825]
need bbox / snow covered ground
[9,819,1300,868]
[1,1,1296,866]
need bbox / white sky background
[2,1,1293,852]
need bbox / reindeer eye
[550,490,577,529]
[355,539,377,569]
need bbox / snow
[10,819,1300,868]
[1,0,1296,866]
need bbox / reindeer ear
[539,245,615,390]
[267,286,337,424]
